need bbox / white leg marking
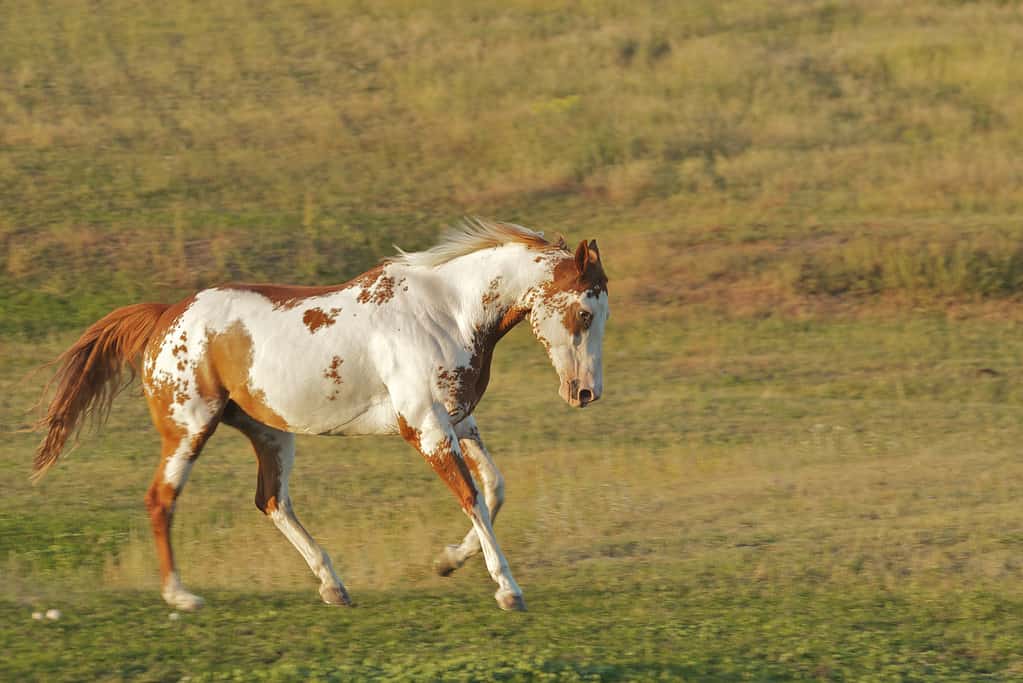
[162,570,205,611]
[162,440,195,489]
[264,434,347,598]
[438,428,506,573]
[467,498,522,604]
[269,504,344,588]
[414,410,523,608]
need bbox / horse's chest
[435,352,493,422]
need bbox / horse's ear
[574,239,589,274]
[588,239,601,263]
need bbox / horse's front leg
[434,416,505,577]
[397,406,524,611]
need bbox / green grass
[4,0,1023,679]
[6,316,1023,679]
[6,579,1023,681]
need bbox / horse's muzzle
[564,379,600,407]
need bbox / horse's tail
[31,302,170,482]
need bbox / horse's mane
[388,217,567,268]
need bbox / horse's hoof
[434,546,462,577]
[495,590,526,612]
[163,589,205,612]
[319,583,353,606]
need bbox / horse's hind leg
[434,417,505,577]
[145,405,222,611]
[221,402,351,606]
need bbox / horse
[32,218,609,612]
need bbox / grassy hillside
[2,0,1023,334]
[4,1,1023,680]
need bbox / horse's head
[529,239,609,408]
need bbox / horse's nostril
[578,389,593,404]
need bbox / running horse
[32,219,608,612]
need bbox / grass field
[4,1,1023,680]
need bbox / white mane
[388,217,563,268]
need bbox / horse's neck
[427,245,553,345]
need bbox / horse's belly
[247,358,395,436]
[308,398,400,436]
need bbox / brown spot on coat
[303,307,341,333]
[561,301,590,338]
[324,356,343,384]
[481,277,502,307]
[323,356,344,400]
[201,322,289,430]
[357,274,404,305]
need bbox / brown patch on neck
[472,305,528,398]
[303,307,341,333]
[436,306,529,419]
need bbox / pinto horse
[32,219,608,611]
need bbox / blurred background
[3,1,1023,680]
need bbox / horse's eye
[577,310,593,327]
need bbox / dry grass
[4,6,1023,677]
[2,1,1023,338]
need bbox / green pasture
[3,1,1023,680]
[6,316,1023,680]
